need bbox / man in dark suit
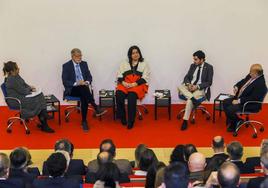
[8,148,37,187]
[33,152,80,188]
[217,162,240,188]
[62,48,106,131]
[247,150,268,188]
[206,136,229,171]
[0,152,25,188]
[227,141,254,174]
[223,64,267,132]
[42,139,87,176]
[178,50,214,130]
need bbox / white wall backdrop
[1,0,268,105]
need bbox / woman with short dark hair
[3,61,54,133]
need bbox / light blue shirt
[72,61,84,86]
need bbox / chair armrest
[5,97,22,111]
[242,101,263,113]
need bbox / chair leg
[7,117,30,134]
[233,120,263,138]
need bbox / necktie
[237,78,253,97]
[75,64,83,81]
[193,65,201,85]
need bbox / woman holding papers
[3,61,54,133]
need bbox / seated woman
[116,45,150,129]
[3,61,54,133]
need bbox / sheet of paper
[25,88,42,98]
[218,94,231,100]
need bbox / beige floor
[0,147,261,171]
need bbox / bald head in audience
[188,152,206,172]
[0,153,10,179]
[212,136,225,153]
[218,162,240,188]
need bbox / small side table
[213,93,233,123]
[45,94,61,125]
[154,89,171,120]
[99,90,116,120]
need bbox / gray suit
[5,75,47,119]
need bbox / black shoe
[41,126,55,133]
[181,120,188,131]
[227,125,235,132]
[82,121,89,132]
[127,121,134,129]
[191,97,201,109]
[95,107,107,117]
[121,118,127,126]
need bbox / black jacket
[235,74,267,111]
[32,176,80,188]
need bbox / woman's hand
[30,86,36,92]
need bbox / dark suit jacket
[42,159,87,176]
[234,74,267,111]
[0,178,25,188]
[9,168,36,188]
[247,175,267,188]
[231,161,255,174]
[32,177,80,188]
[206,153,229,171]
[62,60,92,97]
[85,171,130,184]
[27,167,40,177]
[183,62,214,100]
[245,157,260,170]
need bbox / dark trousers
[223,97,243,129]
[116,90,138,123]
[70,85,97,121]
[38,109,49,127]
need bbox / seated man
[223,64,267,132]
[247,150,268,188]
[8,148,37,187]
[42,139,87,176]
[206,136,229,171]
[227,141,254,174]
[33,152,80,188]
[188,152,209,185]
[206,162,241,188]
[178,50,213,130]
[0,152,25,188]
[62,48,106,131]
[159,162,190,188]
[88,139,132,175]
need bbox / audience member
[130,144,147,168]
[0,152,25,188]
[33,152,80,188]
[227,141,254,173]
[136,148,158,176]
[184,144,198,162]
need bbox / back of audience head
[99,139,116,158]
[139,148,158,171]
[135,144,147,166]
[46,152,68,178]
[212,136,225,152]
[161,162,189,188]
[184,144,197,162]
[96,162,120,188]
[261,150,268,174]
[218,162,240,188]
[54,139,74,158]
[9,147,28,170]
[188,152,206,172]
[227,141,243,160]
[170,144,186,164]
[97,151,113,166]
[0,153,10,178]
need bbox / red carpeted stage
[0,104,267,150]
